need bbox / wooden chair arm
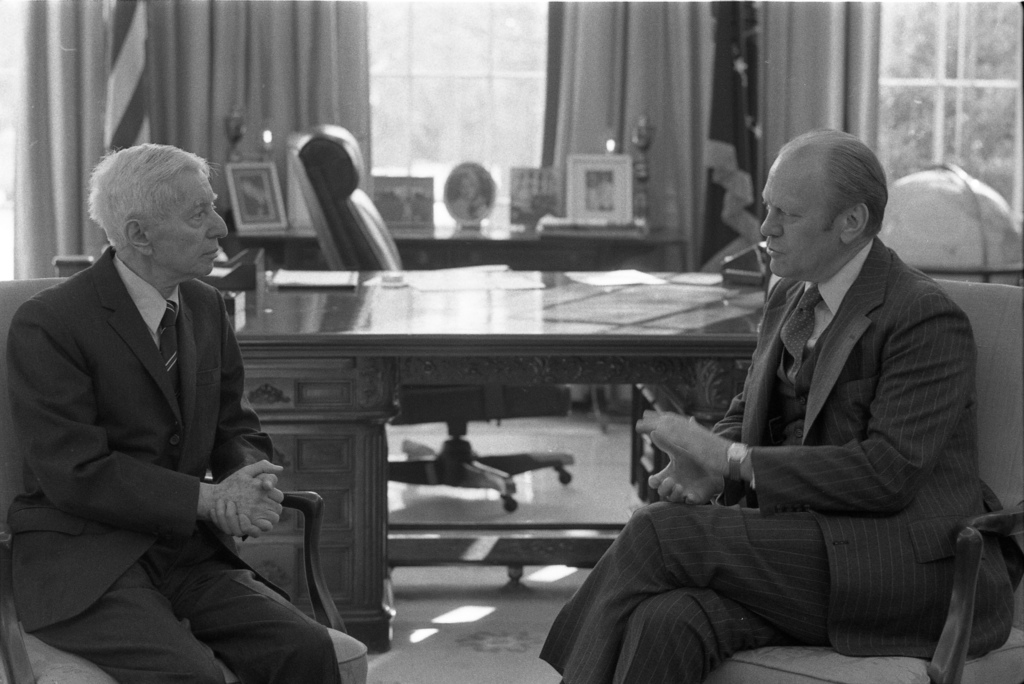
[280,491,346,633]
[1,522,36,684]
[927,505,1023,684]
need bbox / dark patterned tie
[159,300,180,399]
[780,284,823,381]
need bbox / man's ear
[125,219,153,255]
[837,203,869,245]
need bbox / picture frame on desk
[510,167,560,230]
[372,176,435,237]
[225,161,288,233]
[566,154,633,224]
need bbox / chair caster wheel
[502,495,518,512]
[557,467,572,485]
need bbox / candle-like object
[605,138,616,154]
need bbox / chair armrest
[1,522,36,684]
[927,506,1023,684]
[280,492,346,633]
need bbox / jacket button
[169,434,181,445]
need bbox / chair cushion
[19,626,367,684]
[704,627,1024,684]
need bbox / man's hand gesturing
[198,460,285,538]
[635,410,729,505]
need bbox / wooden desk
[234,272,761,651]
[232,228,685,271]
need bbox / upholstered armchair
[701,280,1024,684]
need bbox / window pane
[369,3,411,75]
[879,86,937,181]
[492,3,548,73]
[947,87,1018,204]
[966,3,1022,80]
[371,76,412,174]
[880,3,938,78]
[412,77,491,164]
[412,3,490,75]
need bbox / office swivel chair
[287,124,574,512]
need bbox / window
[0,2,23,280]
[878,2,1023,219]
[368,2,548,233]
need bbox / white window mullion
[932,3,948,163]
[953,4,967,160]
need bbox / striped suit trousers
[541,502,832,683]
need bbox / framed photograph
[510,167,560,230]
[225,162,288,233]
[566,154,634,224]
[372,176,435,236]
[443,162,496,228]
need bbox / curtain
[760,2,881,182]
[548,2,715,270]
[16,0,370,279]
[15,1,108,278]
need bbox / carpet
[367,565,587,684]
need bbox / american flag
[104,0,149,150]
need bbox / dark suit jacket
[6,249,275,632]
[714,240,1020,657]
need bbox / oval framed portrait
[443,162,496,224]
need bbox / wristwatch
[727,442,751,482]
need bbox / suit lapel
[93,251,182,421]
[177,292,197,445]
[804,241,891,434]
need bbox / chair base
[388,437,574,512]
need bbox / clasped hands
[635,410,732,505]
[198,460,284,538]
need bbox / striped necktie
[159,300,180,398]
[780,284,822,381]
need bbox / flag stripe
[109,0,137,68]
[105,0,148,150]
[109,83,148,151]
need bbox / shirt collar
[811,239,874,316]
[113,253,180,336]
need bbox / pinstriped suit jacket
[714,239,1020,658]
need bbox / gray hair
[781,129,888,235]
[88,144,212,250]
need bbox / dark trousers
[541,503,832,684]
[31,527,340,684]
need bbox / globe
[879,164,1022,282]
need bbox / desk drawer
[242,357,393,413]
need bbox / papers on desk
[271,270,359,289]
[403,265,545,291]
[668,273,724,287]
[565,270,668,287]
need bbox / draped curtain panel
[16,0,370,278]
[760,2,880,184]
[550,2,715,271]
[15,0,108,279]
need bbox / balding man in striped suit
[540,129,1023,683]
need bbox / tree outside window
[878,2,1023,220]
